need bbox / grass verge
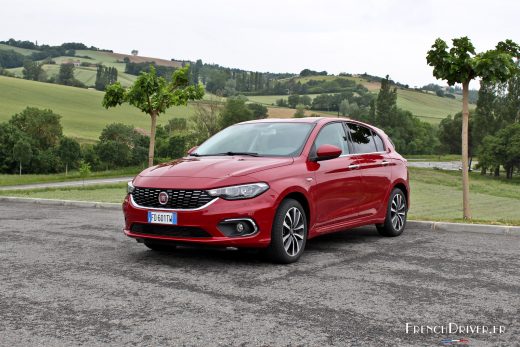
[1,167,518,225]
[0,167,140,187]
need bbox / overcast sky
[2,0,519,87]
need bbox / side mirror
[314,144,342,161]
[187,146,198,155]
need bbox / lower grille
[130,223,211,238]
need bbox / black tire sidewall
[267,199,308,263]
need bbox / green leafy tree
[13,140,32,175]
[58,137,81,175]
[165,118,188,135]
[57,63,75,85]
[339,99,350,117]
[293,104,306,118]
[22,61,46,81]
[191,98,223,142]
[247,103,268,119]
[427,37,520,220]
[219,97,253,128]
[375,75,397,127]
[478,123,520,178]
[102,65,204,167]
[9,107,63,149]
[78,160,91,186]
[288,94,300,108]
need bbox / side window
[347,123,377,154]
[373,132,385,152]
[313,122,349,155]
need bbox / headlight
[206,183,269,200]
[127,181,135,194]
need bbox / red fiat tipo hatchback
[123,117,409,263]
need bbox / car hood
[139,156,294,179]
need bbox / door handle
[348,164,360,170]
[381,160,390,166]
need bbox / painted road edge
[1,196,519,236]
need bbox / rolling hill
[0,76,195,142]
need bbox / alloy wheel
[282,207,305,257]
[391,193,406,231]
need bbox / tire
[376,188,407,237]
[265,199,308,264]
[143,240,177,252]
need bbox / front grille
[132,187,214,209]
[131,223,211,238]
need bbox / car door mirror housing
[314,144,342,161]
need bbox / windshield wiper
[215,151,260,157]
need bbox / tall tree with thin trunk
[427,37,519,220]
[102,65,204,167]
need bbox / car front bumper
[122,192,277,248]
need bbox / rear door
[311,122,363,230]
[346,123,392,218]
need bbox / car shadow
[133,226,382,265]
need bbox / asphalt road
[1,202,518,346]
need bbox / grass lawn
[0,167,141,187]
[1,167,518,225]
[0,76,196,142]
[0,43,38,56]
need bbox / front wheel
[376,188,407,237]
[265,199,308,264]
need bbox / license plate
[147,211,177,225]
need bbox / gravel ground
[0,201,518,346]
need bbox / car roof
[240,117,384,133]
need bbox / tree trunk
[461,81,471,220]
[148,111,158,167]
[494,166,500,177]
[19,162,22,176]
[65,163,68,176]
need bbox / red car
[123,117,409,263]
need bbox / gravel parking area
[1,202,518,346]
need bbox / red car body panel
[123,117,409,247]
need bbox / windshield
[193,122,314,157]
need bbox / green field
[396,89,469,124]
[0,43,37,55]
[2,167,518,225]
[0,76,196,142]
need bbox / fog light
[217,218,258,237]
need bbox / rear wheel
[376,188,407,237]
[265,199,308,264]
[143,240,177,252]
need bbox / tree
[293,104,305,118]
[58,137,81,175]
[427,37,520,220]
[375,75,397,127]
[131,50,138,56]
[165,118,188,135]
[478,123,520,178]
[191,98,223,142]
[95,65,118,91]
[102,65,204,167]
[22,61,46,81]
[219,97,253,128]
[78,160,91,186]
[13,140,32,175]
[288,94,300,108]
[339,99,350,117]
[247,103,268,119]
[57,63,75,85]
[9,107,63,149]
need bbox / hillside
[0,76,195,142]
[2,46,182,88]
[270,75,471,124]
